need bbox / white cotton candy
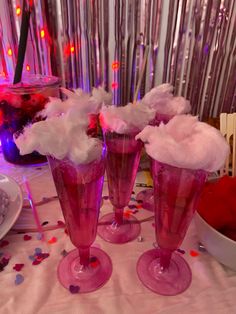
[40,86,112,118]
[14,107,103,165]
[142,84,191,115]
[136,115,230,172]
[100,102,156,134]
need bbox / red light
[70,46,75,53]
[40,29,45,38]
[26,65,30,71]
[16,6,21,16]
[111,82,118,89]
[112,61,120,70]
[7,48,13,56]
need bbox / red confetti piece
[190,250,199,257]
[0,240,9,248]
[23,235,32,241]
[32,260,41,265]
[136,205,142,209]
[13,264,24,272]
[48,237,57,244]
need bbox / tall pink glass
[97,131,143,243]
[47,146,112,293]
[136,113,173,211]
[137,161,207,296]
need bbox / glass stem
[159,248,172,271]
[78,247,90,267]
[114,207,124,225]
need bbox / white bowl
[194,212,236,271]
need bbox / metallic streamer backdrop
[0,0,235,119]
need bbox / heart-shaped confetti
[57,220,65,227]
[23,235,32,241]
[15,274,24,285]
[69,285,80,294]
[0,240,9,248]
[48,237,57,244]
[13,264,24,272]
[190,250,199,257]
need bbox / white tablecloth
[0,154,235,314]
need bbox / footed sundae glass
[137,160,207,295]
[47,145,112,293]
[97,131,143,243]
[136,113,173,211]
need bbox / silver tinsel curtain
[0,0,235,119]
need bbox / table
[0,153,235,314]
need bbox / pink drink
[106,136,143,209]
[152,161,207,252]
[48,156,105,249]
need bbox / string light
[7,48,13,56]
[111,82,118,89]
[26,65,30,71]
[16,6,21,16]
[112,61,120,70]
[40,29,45,39]
[70,46,75,53]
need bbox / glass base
[57,247,112,293]
[137,249,192,296]
[136,189,154,212]
[97,212,141,244]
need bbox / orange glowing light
[40,29,45,38]
[111,82,118,89]
[7,48,13,56]
[16,6,21,16]
[112,61,120,70]
[70,46,75,53]
[26,65,30,71]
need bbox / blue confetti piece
[15,274,24,285]
[35,248,42,254]
[28,255,35,261]
[36,233,43,240]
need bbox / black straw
[13,0,31,84]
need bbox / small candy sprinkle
[61,249,68,257]
[36,233,43,240]
[137,236,144,242]
[42,221,49,226]
[177,248,185,254]
[41,253,50,259]
[102,196,109,200]
[23,235,32,241]
[48,237,57,244]
[13,264,24,272]
[190,250,199,257]
[35,248,42,254]
[57,220,65,227]
[69,285,80,294]
[0,240,9,248]
[15,274,24,285]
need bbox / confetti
[35,248,42,254]
[48,237,57,244]
[177,248,185,254]
[57,220,65,227]
[42,221,49,226]
[69,285,80,294]
[28,255,35,261]
[90,256,99,268]
[13,264,24,272]
[136,205,142,209]
[32,260,41,266]
[0,240,9,248]
[137,236,144,242]
[23,235,32,241]
[15,274,24,285]
[123,211,131,218]
[190,250,199,257]
[36,233,43,240]
[61,249,68,257]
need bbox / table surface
[0,153,235,314]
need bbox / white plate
[0,174,23,240]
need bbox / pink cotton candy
[136,115,229,172]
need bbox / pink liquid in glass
[106,136,143,209]
[49,157,105,249]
